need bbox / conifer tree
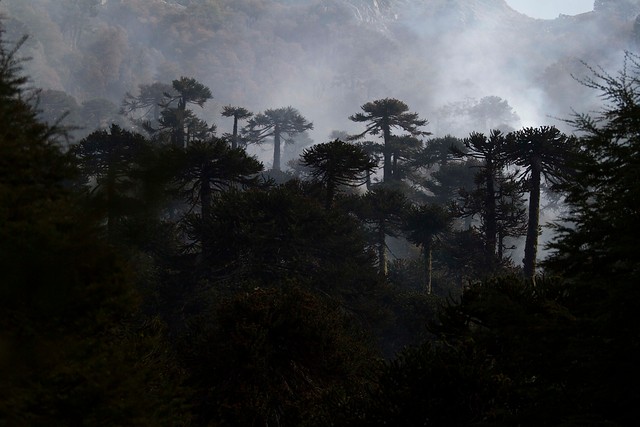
[245,106,313,171]
[221,105,253,149]
[301,139,376,209]
[349,98,429,183]
[505,126,574,279]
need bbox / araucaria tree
[72,124,149,241]
[301,139,376,209]
[349,98,429,182]
[245,106,313,171]
[122,81,175,128]
[454,130,527,271]
[173,138,263,219]
[221,105,253,149]
[505,126,574,279]
[159,77,213,148]
[350,187,408,276]
[404,203,452,294]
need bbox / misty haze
[1,0,639,425]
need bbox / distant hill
[1,0,638,141]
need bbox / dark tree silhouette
[348,187,409,276]
[245,106,313,171]
[349,98,429,182]
[221,105,253,149]
[72,124,149,241]
[505,126,574,279]
[172,137,263,219]
[452,130,526,271]
[0,27,186,426]
[159,77,213,147]
[404,203,452,294]
[122,81,175,126]
[300,139,376,209]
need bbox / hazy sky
[505,0,594,19]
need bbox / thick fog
[1,0,639,158]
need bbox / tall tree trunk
[382,124,392,183]
[392,149,398,180]
[497,228,504,262]
[325,179,336,210]
[106,142,116,243]
[200,177,211,219]
[273,125,281,171]
[485,163,497,270]
[378,223,387,276]
[424,240,433,294]
[523,162,541,280]
[200,173,212,256]
[176,99,186,149]
[231,115,239,149]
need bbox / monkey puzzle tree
[221,105,253,149]
[505,126,575,279]
[0,28,186,426]
[172,137,263,219]
[72,124,150,241]
[245,106,313,171]
[159,77,213,148]
[349,98,429,183]
[122,81,176,130]
[347,187,409,276]
[452,130,523,271]
[404,203,452,294]
[301,139,376,209]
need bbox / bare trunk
[485,163,497,270]
[325,180,335,210]
[424,240,433,294]
[106,141,116,242]
[378,224,387,276]
[273,126,281,171]
[200,175,212,256]
[232,116,239,149]
[382,124,392,183]
[523,162,541,281]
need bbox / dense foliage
[2,14,639,427]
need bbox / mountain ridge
[0,0,637,143]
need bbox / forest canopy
[2,3,640,426]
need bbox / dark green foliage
[340,341,506,427]
[548,53,640,283]
[71,124,151,240]
[245,106,313,171]
[122,81,176,130]
[411,134,465,169]
[504,126,575,279]
[182,285,376,427]
[349,98,429,182]
[423,158,480,206]
[348,276,623,426]
[0,31,188,426]
[6,7,640,426]
[454,130,527,271]
[404,203,453,294]
[343,186,409,276]
[220,105,253,149]
[301,139,376,208]
[170,137,263,218]
[187,182,379,296]
[158,77,213,147]
[545,52,640,425]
